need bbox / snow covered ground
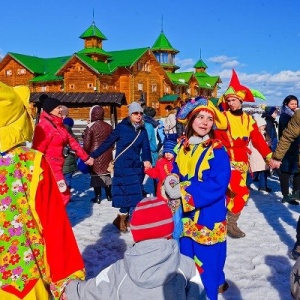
[67,172,299,300]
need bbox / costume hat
[218,69,266,111]
[0,82,34,152]
[177,96,227,130]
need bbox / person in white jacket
[63,197,206,300]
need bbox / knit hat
[128,102,143,116]
[63,117,74,128]
[163,139,177,156]
[164,174,181,199]
[42,96,61,114]
[265,106,277,116]
[0,82,34,152]
[130,197,174,243]
[177,97,227,130]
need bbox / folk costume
[174,97,231,300]
[0,82,85,300]
[214,70,272,238]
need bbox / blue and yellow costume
[174,97,231,300]
[173,137,230,300]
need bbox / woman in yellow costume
[0,82,85,299]
[214,70,272,238]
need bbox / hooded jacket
[65,239,206,300]
[83,105,113,174]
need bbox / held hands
[143,161,152,170]
[269,158,281,169]
[85,157,94,166]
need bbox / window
[138,62,143,71]
[17,68,26,75]
[103,83,108,90]
[138,83,143,91]
[79,66,84,71]
[6,70,12,76]
[151,84,157,92]
[69,84,75,90]
[87,83,93,89]
[41,86,47,92]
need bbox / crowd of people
[1,68,300,299]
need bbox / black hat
[42,96,61,114]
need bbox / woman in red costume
[0,82,85,299]
[214,70,272,238]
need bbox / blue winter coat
[90,118,151,208]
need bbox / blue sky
[1,0,300,106]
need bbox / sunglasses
[132,112,143,116]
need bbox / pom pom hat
[177,97,227,130]
[130,197,174,243]
[0,82,34,152]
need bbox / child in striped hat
[64,197,206,300]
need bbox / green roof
[151,31,179,53]
[167,72,193,86]
[194,72,220,89]
[79,22,107,40]
[8,52,70,83]
[107,48,149,72]
[159,94,180,102]
[30,74,63,83]
[73,53,111,74]
[194,59,207,69]
[77,47,112,58]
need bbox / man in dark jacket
[270,108,300,259]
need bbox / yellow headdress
[0,82,34,152]
[177,97,227,130]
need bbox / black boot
[91,187,101,204]
[105,186,112,201]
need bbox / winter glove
[164,174,181,199]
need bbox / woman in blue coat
[172,97,231,300]
[90,102,151,232]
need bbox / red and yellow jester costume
[214,70,272,238]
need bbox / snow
[67,172,298,300]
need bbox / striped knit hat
[130,197,174,243]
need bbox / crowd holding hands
[2,71,300,300]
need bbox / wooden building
[0,21,222,120]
